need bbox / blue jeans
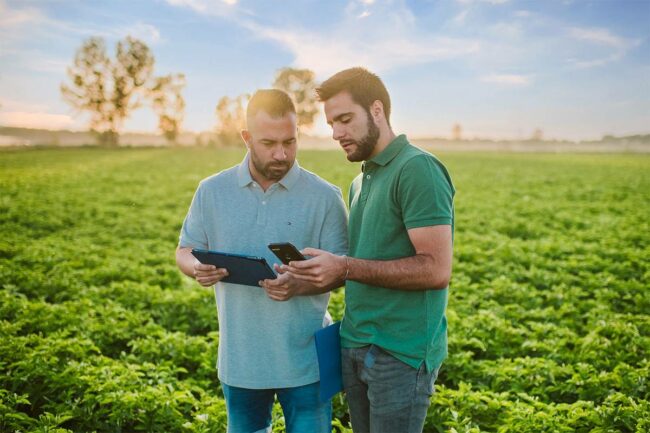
[341,345,439,433]
[221,381,331,433]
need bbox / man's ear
[241,130,251,148]
[370,100,384,124]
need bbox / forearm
[176,247,196,277]
[347,254,450,291]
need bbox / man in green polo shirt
[284,67,455,433]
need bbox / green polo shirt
[340,134,455,372]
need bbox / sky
[0,0,649,141]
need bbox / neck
[368,127,397,160]
[248,159,275,192]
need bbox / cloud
[244,20,480,77]
[116,22,162,45]
[456,0,510,5]
[569,27,630,49]
[567,26,640,68]
[165,0,480,78]
[481,74,531,85]
[0,0,45,28]
[451,10,469,25]
[1,1,162,49]
[0,111,75,129]
[164,0,246,17]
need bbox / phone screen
[268,243,306,265]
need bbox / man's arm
[176,246,229,287]
[285,225,452,291]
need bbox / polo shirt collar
[368,134,408,167]
[237,152,301,190]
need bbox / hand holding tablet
[191,249,275,287]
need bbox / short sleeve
[178,184,209,249]
[397,155,454,230]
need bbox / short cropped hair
[246,89,296,122]
[316,67,391,125]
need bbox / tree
[272,67,318,129]
[452,123,462,141]
[214,94,248,146]
[149,73,186,144]
[61,36,181,146]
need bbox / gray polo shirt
[179,153,348,389]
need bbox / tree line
[61,36,318,147]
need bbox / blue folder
[314,321,343,402]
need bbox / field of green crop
[1,147,648,432]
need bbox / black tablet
[191,248,276,287]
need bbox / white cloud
[568,26,640,68]
[1,0,163,47]
[451,10,469,25]
[0,111,75,129]
[0,0,45,28]
[456,0,510,4]
[244,20,480,78]
[166,0,480,77]
[116,22,162,45]
[164,0,245,17]
[569,27,630,49]
[481,74,531,85]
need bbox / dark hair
[316,67,391,125]
[246,89,296,120]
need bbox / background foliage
[0,147,648,432]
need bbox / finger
[274,263,287,274]
[287,273,321,284]
[286,258,319,270]
[196,270,226,279]
[301,247,325,257]
[194,263,218,271]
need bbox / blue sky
[0,0,648,140]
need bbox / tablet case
[191,249,275,287]
[314,321,343,402]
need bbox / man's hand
[283,248,347,289]
[260,264,301,301]
[193,261,228,287]
[176,247,228,287]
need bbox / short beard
[251,153,290,181]
[347,110,380,162]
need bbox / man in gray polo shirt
[175,89,348,433]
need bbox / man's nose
[332,124,345,141]
[272,145,287,160]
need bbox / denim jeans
[341,345,439,433]
[221,381,331,433]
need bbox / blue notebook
[314,321,343,402]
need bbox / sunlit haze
[1,0,649,140]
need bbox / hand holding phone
[268,242,306,265]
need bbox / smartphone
[268,242,306,265]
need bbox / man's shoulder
[198,164,239,190]
[396,141,449,173]
[296,166,342,196]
